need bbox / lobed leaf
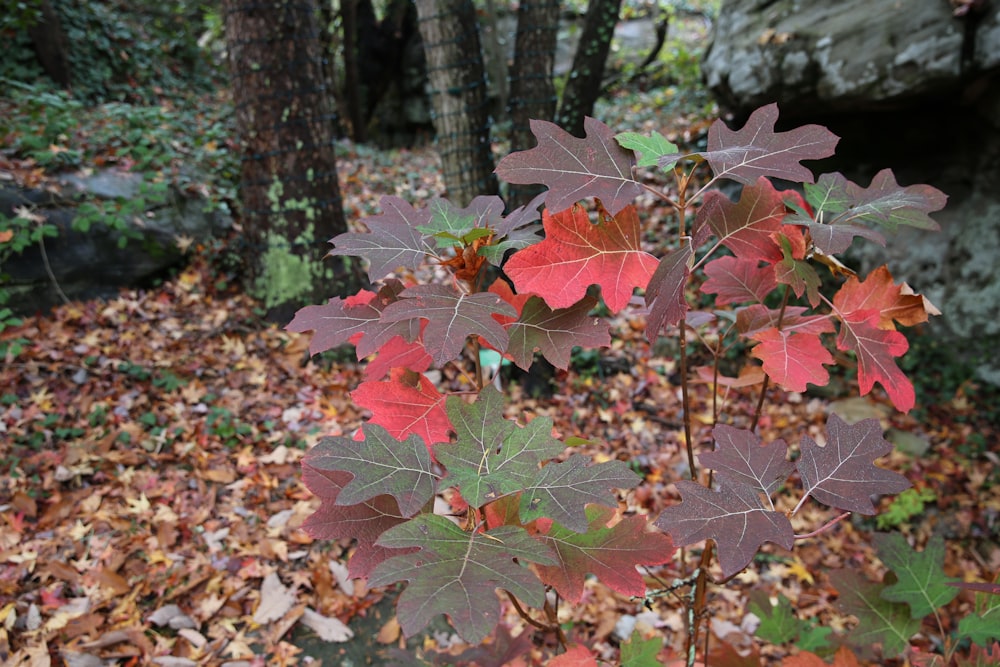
[796,414,910,515]
[519,454,641,532]
[830,568,920,657]
[835,310,914,412]
[697,177,787,262]
[699,424,794,495]
[300,465,409,578]
[304,424,437,517]
[351,368,453,449]
[751,328,833,392]
[698,103,839,185]
[381,284,517,365]
[533,505,674,602]
[701,256,777,305]
[328,195,433,280]
[435,385,564,508]
[504,203,658,314]
[368,515,555,643]
[874,533,960,618]
[615,130,678,169]
[503,295,611,371]
[654,477,794,578]
[495,117,641,215]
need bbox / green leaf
[435,385,564,508]
[796,623,834,654]
[304,423,437,517]
[615,131,678,169]
[519,454,640,532]
[957,581,1000,647]
[874,533,960,618]
[749,591,800,644]
[830,568,920,657]
[368,514,555,642]
[620,630,662,666]
[417,198,479,247]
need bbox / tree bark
[555,0,623,137]
[28,0,71,87]
[415,0,498,205]
[223,0,363,321]
[507,0,560,208]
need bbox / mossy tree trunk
[415,0,498,206]
[555,0,622,138]
[507,0,561,208]
[223,0,364,322]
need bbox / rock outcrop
[1,169,230,315]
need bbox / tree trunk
[507,0,560,208]
[555,0,622,137]
[223,0,363,322]
[415,0,498,205]
[341,0,368,142]
[28,0,71,87]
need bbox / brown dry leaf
[253,572,297,624]
[300,607,353,642]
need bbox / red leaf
[701,103,839,185]
[797,414,911,514]
[645,238,694,338]
[750,327,834,392]
[351,369,453,449]
[697,177,787,261]
[549,645,599,667]
[505,204,658,314]
[494,117,641,216]
[835,310,914,412]
[363,333,432,380]
[701,256,777,305]
[833,265,931,330]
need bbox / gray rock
[2,169,230,314]
[703,0,998,114]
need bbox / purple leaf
[495,117,641,215]
[328,195,433,280]
[654,477,794,578]
[700,103,839,185]
[644,238,693,339]
[797,414,911,515]
[699,425,794,495]
[380,284,517,365]
[505,295,611,371]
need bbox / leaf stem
[506,591,551,632]
[793,511,849,538]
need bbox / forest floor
[2,84,1000,667]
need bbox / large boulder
[1,169,231,315]
[702,0,999,114]
[702,0,1000,385]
